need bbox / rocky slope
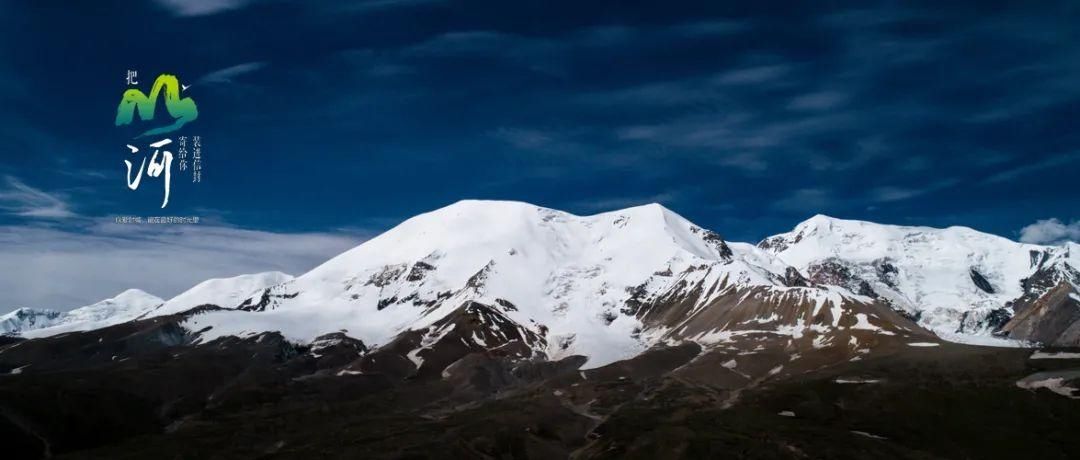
[1,294,1077,459]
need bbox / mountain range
[5,201,1077,358]
[1,200,1078,458]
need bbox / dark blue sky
[2,0,1078,245]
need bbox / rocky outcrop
[1001,282,1080,346]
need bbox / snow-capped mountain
[2,272,292,339]
[8,201,1074,366]
[759,214,1080,343]
[15,289,164,338]
[149,271,294,317]
[183,200,927,368]
[0,308,64,335]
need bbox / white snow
[11,202,1063,370]
[907,342,940,347]
[835,377,882,384]
[0,308,63,335]
[0,271,291,339]
[2,271,292,339]
[1030,351,1080,359]
[151,271,293,316]
[184,200,813,368]
[18,289,164,338]
[849,313,880,332]
[763,215,1076,341]
[850,430,888,440]
[935,331,1032,348]
[1016,370,1080,399]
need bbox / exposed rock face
[970,268,996,294]
[806,259,855,286]
[632,269,931,357]
[782,266,811,287]
[236,285,299,312]
[352,301,547,379]
[1011,253,1080,316]
[1001,282,1080,346]
[307,332,368,370]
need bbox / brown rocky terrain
[1,300,1079,459]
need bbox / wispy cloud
[0,176,76,219]
[771,188,832,213]
[769,178,961,215]
[1019,218,1080,245]
[490,127,555,150]
[982,152,1080,184]
[787,90,848,111]
[153,0,254,17]
[197,62,266,84]
[401,19,751,79]
[868,179,959,203]
[713,64,790,86]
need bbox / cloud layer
[0,222,363,311]
[1019,218,1080,245]
[0,176,75,219]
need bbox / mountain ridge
[4,200,1077,359]
[177,200,1041,368]
[3,200,1080,459]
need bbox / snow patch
[1030,351,1080,360]
[834,377,882,384]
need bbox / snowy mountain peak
[183,201,873,367]
[110,288,163,305]
[787,214,1021,247]
[304,199,738,285]
[762,215,1078,341]
[4,271,294,339]
[10,289,164,339]
[0,307,64,335]
[794,213,839,229]
[11,202,1074,367]
[71,289,163,318]
[150,271,294,317]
